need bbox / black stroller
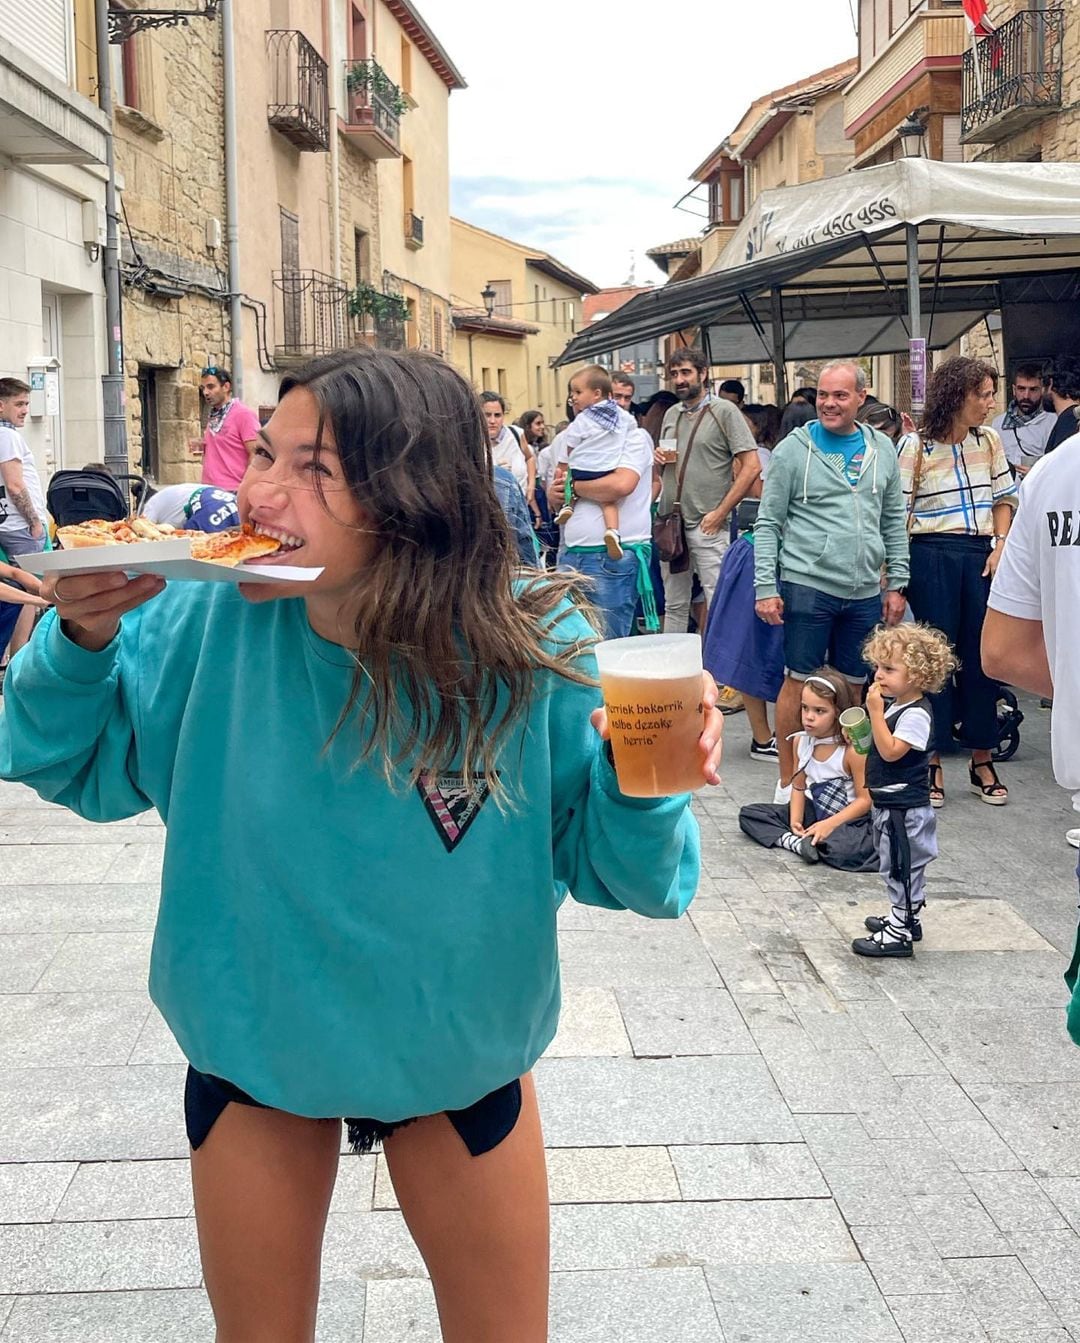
[46,470,149,528]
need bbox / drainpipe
[326,0,342,286]
[221,0,244,398]
[93,0,129,474]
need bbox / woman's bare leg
[383,1073,549,1343]
[744,694,773,744]
[190,1103,341,1343]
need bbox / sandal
[930,764,945,809]
[969,759,1008,806]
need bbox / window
[730,176,743,222]
[536,365,542,404]
[111,32,139,109]
[488,280,512,317]
[280,207,301,351]
[481,366,493,390]
[353,227,370,284]
[402,155,415,219]
[137,367,161,479]
[400,35,413,96]
[497,368,508,401]
[350,3,367,59]
[406,296,418,349]
[534,284,540,319]
[434,309,444,356]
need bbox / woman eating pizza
[0,348,718,1343]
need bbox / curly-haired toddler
[851,623,958,959]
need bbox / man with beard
[656,348,759,634]
[991,363,1055,477]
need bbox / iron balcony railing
[343,58,402,147]
[267,30,330,152]
[961,8,1064,142]
[272,270,348,363]
[405,210,424,248]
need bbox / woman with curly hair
[898,356,1018,806]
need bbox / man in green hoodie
[754,360,910,791]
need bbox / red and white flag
[962,0,995,37]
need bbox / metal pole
[222,0,244,398]
[94,0,128,474]
[906,223,926,418]
[769,288,788,406]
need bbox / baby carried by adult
[739,668,876,870]
[554,364,638,560]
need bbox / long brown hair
[922,356,998,443]
[279,348,596,802]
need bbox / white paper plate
[16,542,324,586]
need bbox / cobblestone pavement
[1,693,1079,1341]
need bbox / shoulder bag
[652,404,714,573]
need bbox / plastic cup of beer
[839,706,873,756]
[595,634,705,797]
[659,437,678,465]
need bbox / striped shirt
[898,427,1018,537]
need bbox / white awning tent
[555,159,1080,368]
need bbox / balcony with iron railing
[961,8,1064,143]
[267,30,330,152]
[342,58,404,159]
[272,270,348,365]
[405,210,424,250]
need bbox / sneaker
[773,781,792,805]
[1068,829,1080,849]
[776,831,820,864]
[1040,697,1053,710]
[603,528,624,560]
[865,913,923,942]
[716,685,745,716]
[749,736,779,762]
[852,925,913,958]
[553,503,574,526]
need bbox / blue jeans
[561,549,638,638]
[779,580,882,681]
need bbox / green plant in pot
[345,60,408,117]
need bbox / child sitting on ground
[851,623,957,959]
[738,668,875,871]
[554,365,636,559]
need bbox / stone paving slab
[361,1269,726,1342]
[54,1158,194,1222]
[823,898,1056,953]
[907,1009,1080,1084]
[0,1217,202,1294]
[0,1163,77,1224]
[32,931,155,994]
[615,985,757,1056]
[670,1141,829,1200]
[0,935,64,993]
[0,993,150,1068]
[705,1262,903,1342]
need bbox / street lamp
[897,115,926,159]
[897,115,927,417]
[481,283,496,318]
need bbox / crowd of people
[0,338,1079,1337]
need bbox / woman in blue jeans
[899,357,1018,806]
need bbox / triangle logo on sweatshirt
[417,772,494,853]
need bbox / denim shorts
[779,580,882,682]
[184,1066,523,1157]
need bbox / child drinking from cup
[738,668,874,870]
[852,623,958,959]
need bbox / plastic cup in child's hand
[840,706,873,756]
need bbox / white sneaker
[773,781,792,805]
[1067,829,1080,849]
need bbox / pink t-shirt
[201,400,261,489]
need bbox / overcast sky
[416,0,858,296]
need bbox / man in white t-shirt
[549,421,656,637]
[0,377,48,656]
[983,433,1080,852]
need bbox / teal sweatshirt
[0,585,699,1119]
[753,423,910,602]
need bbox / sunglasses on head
[201,366,226,379]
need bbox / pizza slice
[188,524,287,567]
[56,520,132,548]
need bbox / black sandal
[930,764,945,809]
[969,759,1008,806]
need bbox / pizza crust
[56,519,285,567]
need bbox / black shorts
[183,1066,522,1157]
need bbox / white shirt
[535,444,559,492]
[143,483,198,527]
[0,426,45,534]
[490,426,528,489]
[991,408,1056,470]
[988,437,1080,804]
[555,425,653,547]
